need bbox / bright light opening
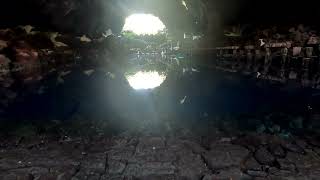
[126,71,166,90]
[122,14,166,35]
[182,0,188,10]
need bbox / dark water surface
[3,66,320,134]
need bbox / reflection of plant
[121,29,189,76]
[125,61,169,76]
[122,30,168,47]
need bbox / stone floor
[1,133,320,180]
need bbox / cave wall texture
[0,0,211,37]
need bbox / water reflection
[126,71,166,90]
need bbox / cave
[1,0,320,179]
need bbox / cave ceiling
[0,0,208,36]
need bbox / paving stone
[71,171,89,180]
[277,159,297,173]
[130,148,176,163]
[1,172,34,180]
[86,138,112,153]
[2,173,17,180]
[281,142,305,155]
[165,138,186,152]
[307,168,320,179]
[99,175,109,180]
[10,167,49,179]
[112,137,130,148]
[204,144,249,169]
[0,149,30,170]
[268,167,294,177]
[87,174,101,180]
[21,149,82,169]
[100,174,120,180]
[183,140,207,154]
[108,146,135,161]
[253,178,268,180]
[133,175,177,180]
[136,137,166,153]
[242,156,262,172]
[1,134,319,180]
[81,153,107,174]
[246,170,268,177]
[17,174,34,180]
[254,147,276,166]
[285,151,320,171]
[175,150,208,179]
[0,158,26,171]
[108,159,127,175]
[37,173,57,180]
[267,175,310,180]
[203,168,252,180]
[57,173,73,180]
[123,162,175,177]
[268,144,286,158]
[49,164,80,177]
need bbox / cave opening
[122,13,166,35]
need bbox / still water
[1,32,319,134]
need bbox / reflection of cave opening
[126,71,166,90]
[122,14,166,35]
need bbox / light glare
[123,14,165,35]
[126,71,166,90]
